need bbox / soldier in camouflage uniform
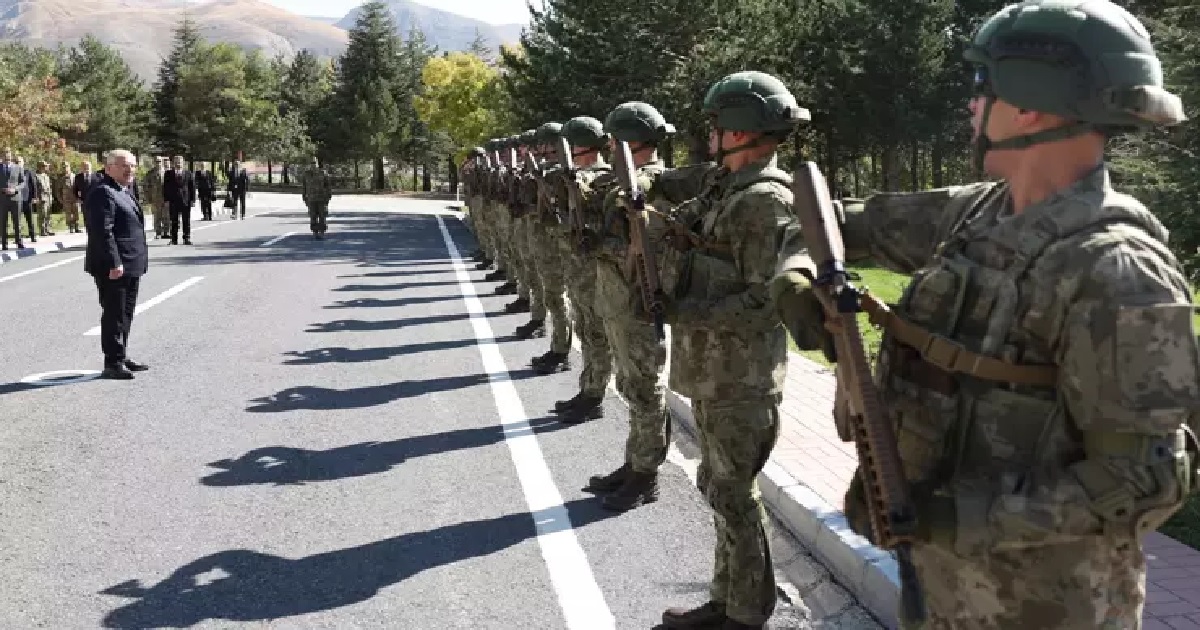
[464,146,493,267]
[657,71,810,630]
[550,116,616,416]
[33,161,52,237]
[479,139,509,281]
[141,158,166,239]
[492,135,527,301]
[584,102,677,512]
[301,157,333,239]
[774,2,1199,627]
[523,122,575,367]
[506,129,545,319]
[57,161,78,233]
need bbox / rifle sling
[858,293,1058,387]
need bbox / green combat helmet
[603,102,676,144]
[964,0,1186,169]
[535,122,563,146]
[469,146,486,158]
[519,129,538,147]
[562,116,608,148]
[702,70,810,161]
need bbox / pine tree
[153,18,204,156]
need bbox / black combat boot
[559,395,603,425]
[533,351,570,374]
[514,318,545,339]
[721,620,762,629]
[601,470,659,511]
[662,601,727,629]
[475,259,492,270]
[494,281,518,296]
[504,297,530,314]
[553,391,584,413]
[583,463,629,493]
[484,269,506,282]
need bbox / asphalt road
[0,193,880,629]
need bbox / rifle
[790,161,926,623]
[557,136,588,246]
[612,140,666,340]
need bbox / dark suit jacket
[84,173,148,278]
[196,171,215,197]
[17,168,35,204]
[73,172,101,201]
[228,168,249,194]
[163,168,195,206]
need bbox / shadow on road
[99,498,616,628]
[200,415,573,487]
[305,309,515,333]
[244,370,538,412]
[281,336,518,365]
[323,295,463,309]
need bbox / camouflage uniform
[522,122,573,360]
[301,158,332,238]
[774,3,1198,627]
[549,117,617,415]
[583,101,680,513]
[508,130,545,317]
[33,166,52,236]
[57,164,78,233]
[660,72,811,630]
[141,160,166,238]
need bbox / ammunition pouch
[1072,427,1198,538]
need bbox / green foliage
[55,35,151,153]
[153,18,204,155]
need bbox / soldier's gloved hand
[912,482,956,547]
[843,471,876,544]
[770,271,834,360]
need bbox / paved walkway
[770,355,1200,627]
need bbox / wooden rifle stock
[612,140,665,340]
[790,161,926,623]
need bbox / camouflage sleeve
[599,170,660,259]
[956,234,1200,552]
[673,186,793,329]
[653,162,720,206]
[841,182,1000,274]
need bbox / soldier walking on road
[773,2,1200,627]
[302,157,333,240]
[659,71,810,630]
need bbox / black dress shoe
[101,365,135,380]
[123,359,149,372]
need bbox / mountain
[0,0,347,81]
[0,0,525,83]
[335,0,523,54]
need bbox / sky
[259,0,533,25]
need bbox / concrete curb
[664,385,900,630]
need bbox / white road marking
[260,231,298,247]
[0,254,85,284]
[19,369,102,386]
[83,276,205,336]
[435,216,615,630]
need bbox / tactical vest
[878,181,1197,538]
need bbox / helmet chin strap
[972,96,1095,174]
[713,128,775,165]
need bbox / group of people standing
[460,1,1200,628]
[1,150,105,250]
[138,156,251,245]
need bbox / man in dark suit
[15,156,37,243]
[163,155,195,245]
[227,161,248,219]
[0,148,24,250]
[84,149,149,380]
[195,167,214,220]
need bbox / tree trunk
[447,155,458,192]
[881,144,901,192]
[353,160,360,190]
[910,143,919,191]
[931,138,945,188]
[282,164,290,185]
[412,164,418,192]
[373,156,385,190]
[663,138,674,168]
[422,164,431,192]
[267,160,274,185]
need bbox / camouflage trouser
[534,220,571,352]
[306,202,328,232]
[596,263,668,473]
[566,254,610,398]
[899,538,1144,629]
[515,215,542,312]
[67,201,82,230]
[503,209,531,298]
[694,395,781,626]
[486,201,507,271]
[35,200,50,234]
[470,196,492,257]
